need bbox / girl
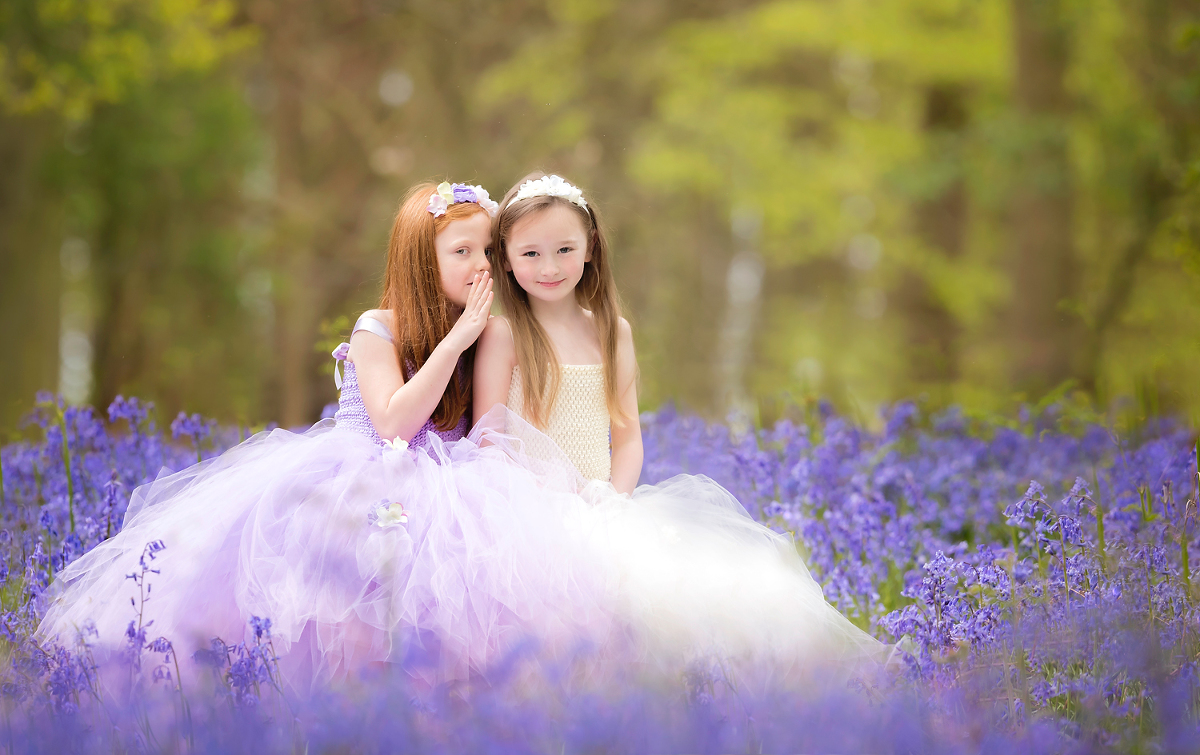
[37,181,611,690]
[473,174,641,493]
[474,172,884,674]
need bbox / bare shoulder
[481,314,513,342]
[616,316,635,354]
[478,316,516,360]
[616,316,633,341]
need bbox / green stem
[1092,468,1107,577]
[1183,512,1192,596]
[1147,564,1156,628]
[44,528,54,582]
[172,649,193,748]
[1059,523,1070,606]
[57,410,75,534]
[1188,441,1199,596]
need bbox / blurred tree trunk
[1008,0,1080,393]
[588,1,765,415]
[899,85,968,389]
[1079,166,1171,395]
[250,1,362,427]
[267,27,319,428]
[90,137,152,411]
[0,116,61,430]
[1080,0,1196,395]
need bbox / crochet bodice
[506,364,611,482]
[332,315,469,450]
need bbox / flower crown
[427,182,499,218]
[512,175,588,210]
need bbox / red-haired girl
[38,181,612,690]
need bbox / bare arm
[473,316,517,427]
[609,317,643,495]
[353,273,492,441]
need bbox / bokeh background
[1,0,1198,432]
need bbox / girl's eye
[558,246,572,254]
[521,251,539,258]
[457,248,471,255]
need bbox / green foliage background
[1,0,1197,429]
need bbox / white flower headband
[512,174,588,210]
[427,182,499,218]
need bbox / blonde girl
[472,172,884,676]
[474,172,642,493]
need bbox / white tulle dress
[496,364,883,678]
[37,313,881,692]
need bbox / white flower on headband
[475,188,500,216]
[427,182,499,218]
[512,175,588,210]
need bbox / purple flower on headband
[428,182,499,217]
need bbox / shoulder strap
[353,313,394,343]
[332,314,395,391]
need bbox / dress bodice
[506,364,611,482]
[332,315,469,450]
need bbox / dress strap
[332,314,396,390]
[353,314,394,343]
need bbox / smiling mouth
[538,280,565,288]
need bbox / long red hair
[378,181,488,430]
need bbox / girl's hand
[444,272,493,353]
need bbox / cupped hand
[444,272,493,352]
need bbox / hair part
[493,171,628,429]
[379,181,488,431]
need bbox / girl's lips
[538,280,565,288]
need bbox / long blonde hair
[493,171,627,429]
[379,181,488,430]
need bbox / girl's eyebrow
[513,237,581,249]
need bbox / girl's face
[505,204,590,305]
[434,210,492,308]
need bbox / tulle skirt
[36,408,882,692]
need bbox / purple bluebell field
[1,393,1198,753]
